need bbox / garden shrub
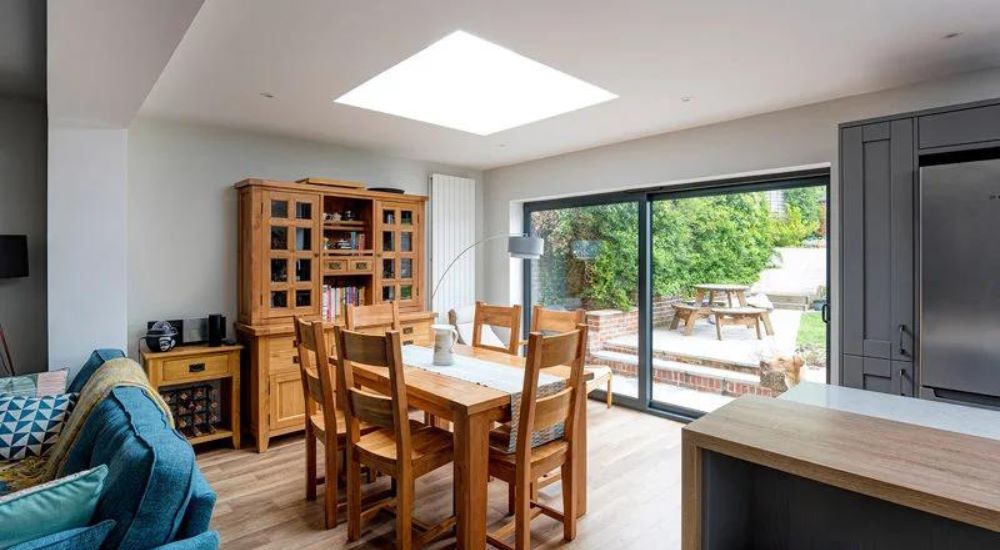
[531,191,790,310]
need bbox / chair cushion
[9,519,116,550]
[0,393,77,461]
[60,387,197,549]
[0,369,69,398]
[0,465,108,547]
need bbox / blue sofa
[17,349,220,550]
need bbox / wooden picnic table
[693,283,750,308]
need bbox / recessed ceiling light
[681,96,693,103]
[942,32,962,40]
[334,31,617,135]
[259,92,275,98]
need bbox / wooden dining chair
[333,326,456,550]
[528,305,613,409]
[487,325,588,550]
[346,301,401,334]
[473,301,522,356]
[294,317,377,529]
[347,300,439,426]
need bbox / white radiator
[430,174,477,321]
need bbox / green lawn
[796,311,826,349]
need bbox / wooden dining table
[339,344,590,549]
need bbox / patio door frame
[523,168,831,422]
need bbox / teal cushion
[8,519,116,550]
[0,465,108,547]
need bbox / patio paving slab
[606,309,803,367]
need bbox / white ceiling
[140,0,1000,170]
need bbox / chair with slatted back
[486,325,588,550]
[346,301,401,334]
[529,305,613,409]
[473,301,522,356]
[294,316,381,529]
[347,301,438,426]
[333,326,456,549]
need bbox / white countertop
[780,382,1000,441]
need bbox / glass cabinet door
[377,201,421,310]
[265,191,320,317]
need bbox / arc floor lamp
[430,233,544,305]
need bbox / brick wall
[584,296,680,356]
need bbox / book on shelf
[321,284,367,321]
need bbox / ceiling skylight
[334,31,617,136]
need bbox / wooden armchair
[473,301,522,356]
[487,326,588,549]
[333,327,456,549]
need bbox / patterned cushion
[0,369,70,398]
[0,393,77,461]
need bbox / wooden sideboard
[234,178,434,451]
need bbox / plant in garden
[531,192,783,310]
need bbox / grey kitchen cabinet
[841,355,914,396]
[840,118,915,380]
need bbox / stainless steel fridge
[920,157,1000,408]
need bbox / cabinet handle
[898,324,908,357]
[899,367,907,396]
[189,363,206,373]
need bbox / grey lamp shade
[508,235,544,259]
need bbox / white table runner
[402,345,567,453]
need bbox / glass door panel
[649,186,829,415]
[527,202,639,400]
[265,191,320,317]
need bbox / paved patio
[607,309,803,367]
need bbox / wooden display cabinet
[235,178,434,452]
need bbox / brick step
[601,342,758,374]
[592,351,760,384]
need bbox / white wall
[126,118,482,356]
[0,97,47,373]
[483,66,1000,382]
[48,126,129,372]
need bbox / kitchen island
[682,383,1000,549]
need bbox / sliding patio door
[647,181,830,416]
[524,173,830,420]
[525,198,642,403]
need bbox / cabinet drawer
[350,259,373,273]
[401,319,433,346]
[324,258,349,274]
[162,353,232,383]
[919,104,1000,149]
[267,335,299,375]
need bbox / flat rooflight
[335,30,617,135]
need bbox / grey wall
[483,66,1000,382]
[0,96,47,373]
[126,118,482,357]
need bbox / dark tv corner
[0,235,29,279]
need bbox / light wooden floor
[197,401,684,549]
